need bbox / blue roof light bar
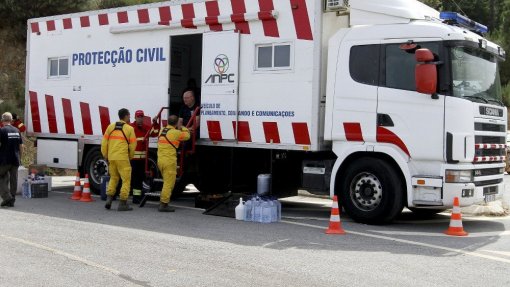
[440,12,488,35]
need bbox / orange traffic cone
[325,195,346,235]
[444,197,468,236]
[79,174,94,202]
[70,172,82,200]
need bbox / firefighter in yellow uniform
[101,108,137,211]
[157,115,190,212]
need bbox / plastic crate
[30,183,49,198]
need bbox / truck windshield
[451,46,503,104]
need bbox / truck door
[376,40,445,162]
[200,31,240,141]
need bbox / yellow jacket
[101,120,137,161]
[157,125,190,162]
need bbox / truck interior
[168,34,203,116]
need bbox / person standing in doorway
[0,112,24,207]
[178,89,200,133]
[157,115,190,212]
[101,108,137,211]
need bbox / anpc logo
[205,54,235,84]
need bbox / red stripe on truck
[262,122,280,144]
[29,91,42,133]
[289,0,313,40]
[63,18,73,29]
[138,9,150,24]
[62,98,75,134]
[159,6,172,22]
[80,16,90,27]
[376,126,411,157]
[181,3,197,29]
[292,122,311,145]
[98,14,109,26]
[205,1,223,32]
[231,0,251,34]
[207,121,223,141]
[80,102,93,135]
[232,121,252,142]
[117,11,129,24]
[343,123,364,142]
[258,0,279,37]
[31,22,40,33]
[99,106,110,134]
[45,95,58,133]
[46,20,56,31]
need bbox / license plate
[484,194,496,203]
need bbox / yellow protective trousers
[107,160,132,201]
[157,159,177,204]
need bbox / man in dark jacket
[0,112,24,207]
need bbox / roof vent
[325,0,348,12]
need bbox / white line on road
[281,220,510,264]
[481,250,510,257]
[368,230,510,238]
[0,234,121,275]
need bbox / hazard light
[439,12,488,35]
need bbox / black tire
[408,208,447,218]
[338,157,404,225]
[83,147,108,194]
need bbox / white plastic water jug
[235,198,245,220]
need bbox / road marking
[0,234,121,275]
[481,250,510,257]
[280,220,510,264]
[262,238,290,248]
[368,230,510,238]
[1,234,153,287]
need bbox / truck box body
[26,0,341,160]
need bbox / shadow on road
[6,187,507,258]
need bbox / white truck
[25,0,507,223]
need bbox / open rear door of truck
[200,31,240,141]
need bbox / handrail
[178,106,201,177]
[143,106,201,179]
[144,107,169,177]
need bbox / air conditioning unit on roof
[325,0,349,11]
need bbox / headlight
[445,170,473,183]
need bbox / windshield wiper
[486,99,505,106]
[463,95,488,103]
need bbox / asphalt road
[0,180,509,287]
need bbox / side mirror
[415,48,438,96]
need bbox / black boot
[1,197,14,207]
[158,202,175,212]
[117,200,133,211]
[105,195,113,210]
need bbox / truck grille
[473,121,506,163]
[474,123,506,132]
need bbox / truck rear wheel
[339,157,404,224]
[83,147,108,194]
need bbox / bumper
[442,181,504,207]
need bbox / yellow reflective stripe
[132,154,146,159]
[136,137,144,141]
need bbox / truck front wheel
[339,157,404,224]
[83,147,108,194]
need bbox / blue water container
[100,176,110,201]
